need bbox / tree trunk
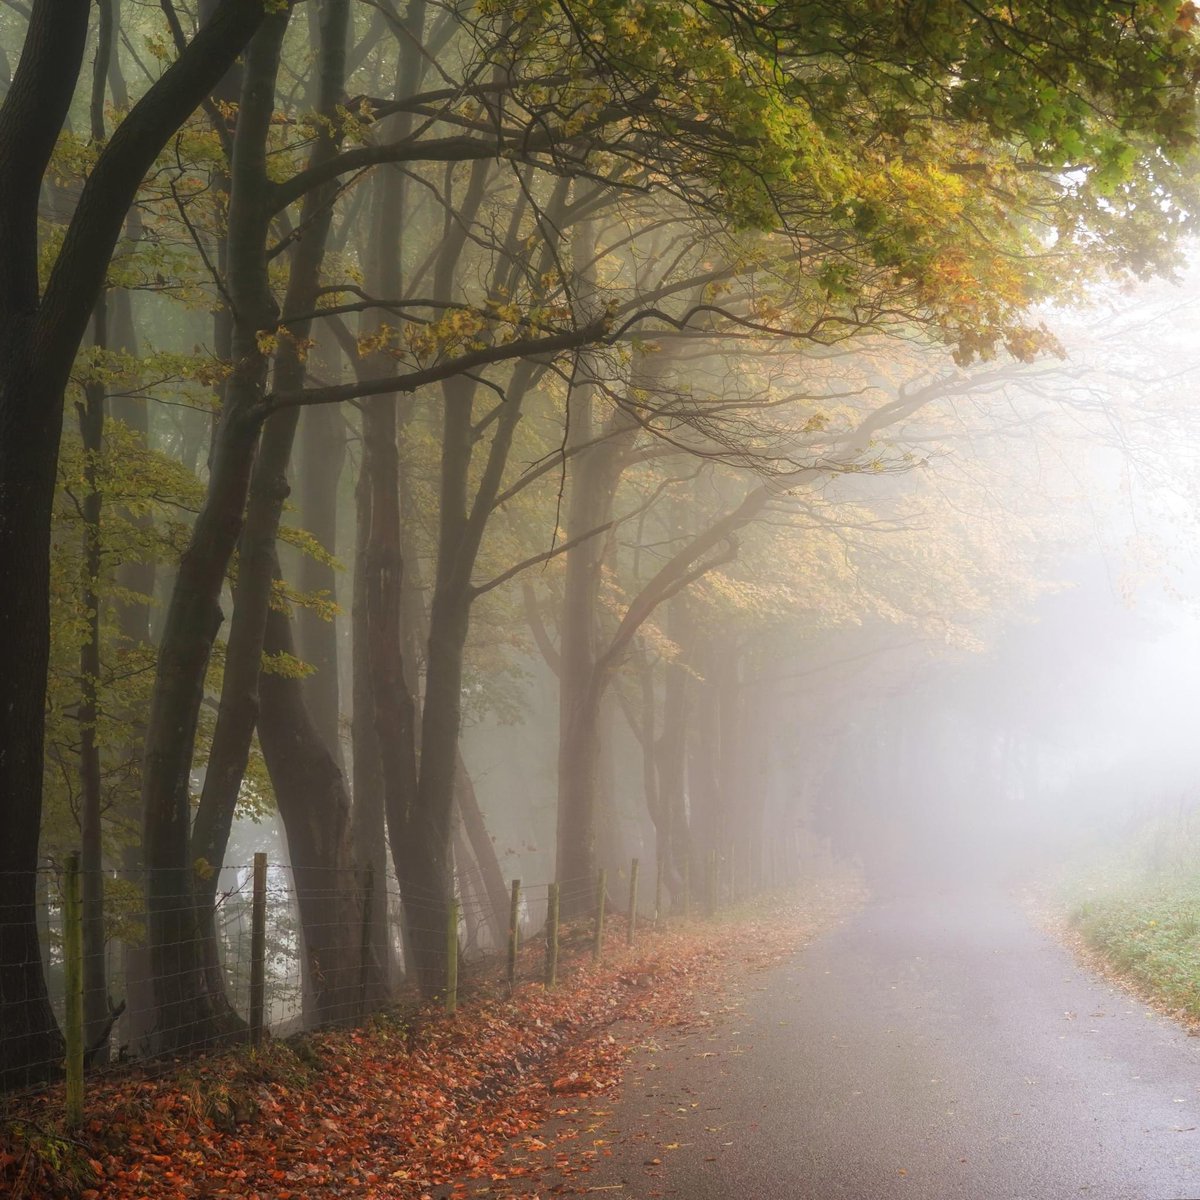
[259,583,360,1026]
[657,603,691,909]
[687,632,722,863]
[557,673,606,912]
[78,326,109,1063]
[188,0,350,1024]
[0,0,91,1095]
[77,0,117,1067]
[0,330,65,1089]
[296,394,346,760]
[554,386,633,909]
[140,12,289,1055]
[407,579,470,988]
[109,267,157,1057]
[361,387,422,982]
[455,754,509,942]
[596,692,628,878]
[0,0,268,1082]
[715,645,744,866]
[350,450,391,995]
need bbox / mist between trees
[1,0,1199,1091]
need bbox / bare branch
[471,519,616,600]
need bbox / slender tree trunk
[356,19,426,985]
[596,692,626,877]
[78,314,109,1062]
[141,12,288,1055]
[296,395,346,759]
[453,824,491,951]
[715,646,744,860]
[361,385,422,980]
[408,580,470,987]
[350,453,391,994]
[75,0,118,1066]
[554,391,632,908]
[634,665,680,909]
[108,284,157,1056]
[687,633,722,863]
[657,605,690,909]
[557,674,607,909]
[454,754,509,940]
[259,581,360,1026]
[351,156,422,965]
[188,0,350,1021]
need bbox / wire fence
[0,834,812,1120]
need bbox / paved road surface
[496,890,1200,1200]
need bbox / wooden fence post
[507,879,521,990]
[627,858,639,946]
[545,882,559,988]
[357,862,374,1019]
[445,897,460,1015]
[249,852,267,1048]
[593,869,607,962]
[63,852,84,1128]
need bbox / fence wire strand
[1,839,792,1104]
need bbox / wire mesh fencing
[1,836,798,1119]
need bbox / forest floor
[0,870,862,1200]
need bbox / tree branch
[35,0,268,366]
[521,581,561,676]
[471,519,616,600]
[265,318,608,412]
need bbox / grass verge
[1069,876,1200,1022]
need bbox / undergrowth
[1070,878,1200,1018]
[1064,801,1200,1018]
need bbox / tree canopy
[0,0,1198,1088]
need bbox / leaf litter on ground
[1,872,862,1200]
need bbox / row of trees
[1,0,1197,1086]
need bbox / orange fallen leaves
[1,883,859,1200]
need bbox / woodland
[1,0,1199,1104]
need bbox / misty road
[521,891,1200,1200]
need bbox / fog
[730,262,1200,898]
[13,7,1200,1197]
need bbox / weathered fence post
[63,852,84,1128]
[445,897,460,1015]
[358,862,374,1019]
[593,869,607,962]
[545,882,559,988]
[627,858,640,947]
[507,879,521,990]
[249,852,267,1048]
